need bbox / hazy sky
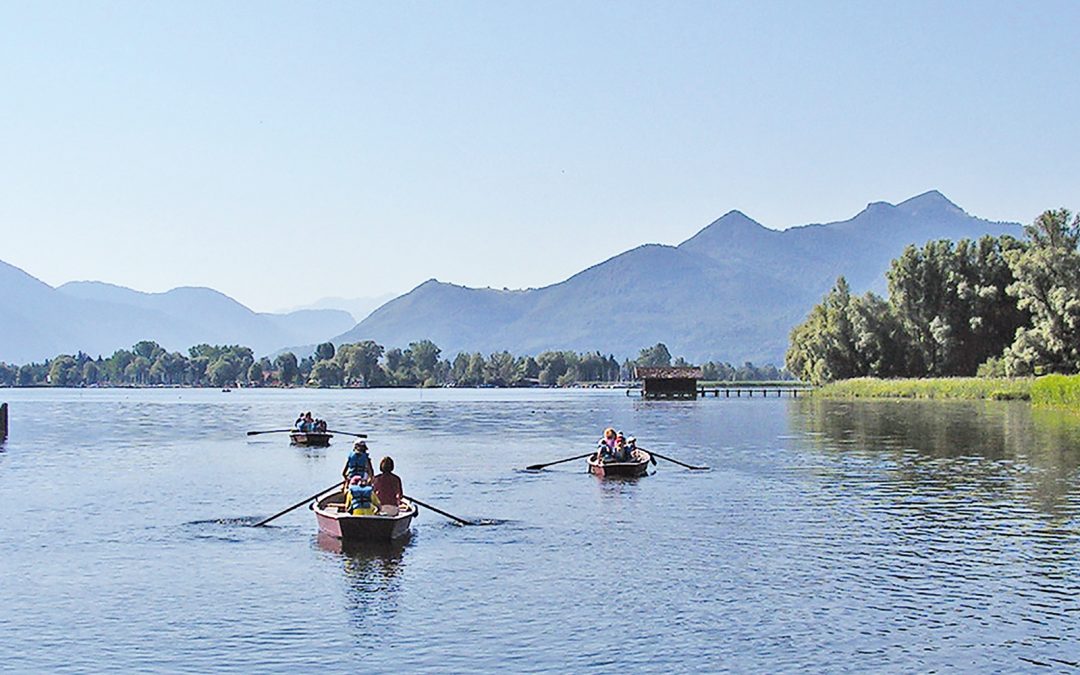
[2,1,1077,312]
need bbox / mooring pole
[0,402,7,442]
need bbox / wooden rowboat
[587,448,652,478]
[311,490,417,542]
[290,431,333,447]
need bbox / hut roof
[634,366,703,379]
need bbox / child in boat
[345,476,378,515]
[372,456,403,516]
[613,433,630,462]
[597,427,617,461]
[342,440,374,485]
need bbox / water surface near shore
[1,389,1078,672]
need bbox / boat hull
[312,492,416,542]
[290,431,333,447]
[588,449,652,477]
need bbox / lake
[1,388,1078,672]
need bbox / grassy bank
[815,377,1034,401]
[1030,374,1080,407]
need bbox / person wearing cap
[342,440,374,485]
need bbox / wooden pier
[627,386,811,399]
[698,387,809,398]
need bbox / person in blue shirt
[342,440,374,485]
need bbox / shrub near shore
[815,377,1034,401]
[1031,374,1080,407]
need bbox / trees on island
[786,207,1080,384]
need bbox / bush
[1031,374,1080,407]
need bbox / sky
[1,1,1077,313]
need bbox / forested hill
[333,191,1021,364]
[0,269,355,363]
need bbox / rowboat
[311,490,417,542]
[290,431,333,447]
[587,448,652,478]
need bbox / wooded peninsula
[786,208,1080,384]
[0,341,785,389]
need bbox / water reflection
[315,533,409,626]
[792,398,1080,519]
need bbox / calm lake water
[1,388,1078,672]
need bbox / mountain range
[331,191,1021,364]
[0,267,354,363]
[1,190,1022,366]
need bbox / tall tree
[1004,208,1080,374]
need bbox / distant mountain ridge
[332,191,1021,364]
[0,190,1022,365]
[0,270,355,363]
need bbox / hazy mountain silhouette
[1,191,1022,365]
[332,191,1021,364]
[0,269,354,362]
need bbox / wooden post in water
[1,402,7,442]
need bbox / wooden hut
[635,366,703,400]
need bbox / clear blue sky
[1,1,1077,312]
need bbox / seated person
[344,476,378,515]
[613,433,630,462]
[372,456,404,516]
[342,440,374,485]
[596,427,617,461]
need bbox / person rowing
[372,456,404,516]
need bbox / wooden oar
[246,429,295,436]
[644,449,708,471]
[326,429,368,438]
[403,494,474,526]
[252,480,344,527]
[525,452,595,471]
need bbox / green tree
[248,360,265,385]
[309,360,343,387]
[315,342,336,361]
[274,352,299,386]
[133,340,164,361]
[1003,208,1080,374]
[48,355,80,386]
[888,237,1026,375]
[636,343,672,367]
[785,277,861,384]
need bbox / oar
[246,429,295,436]
[326,429,368,438]
[526,452,595,471]
[644,448,709,471]
[252,480,344,527]
[403,494,474,526]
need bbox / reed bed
[815,377,1034,401]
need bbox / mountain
[276,294,398,322]
[332,191,1021,364]
[0,272,355,363]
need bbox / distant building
[635,366,702,400]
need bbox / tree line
[0,339,786,388]
[786,208,1080,384]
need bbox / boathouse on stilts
[635,366,703,400]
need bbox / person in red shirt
[372,456,404,516]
